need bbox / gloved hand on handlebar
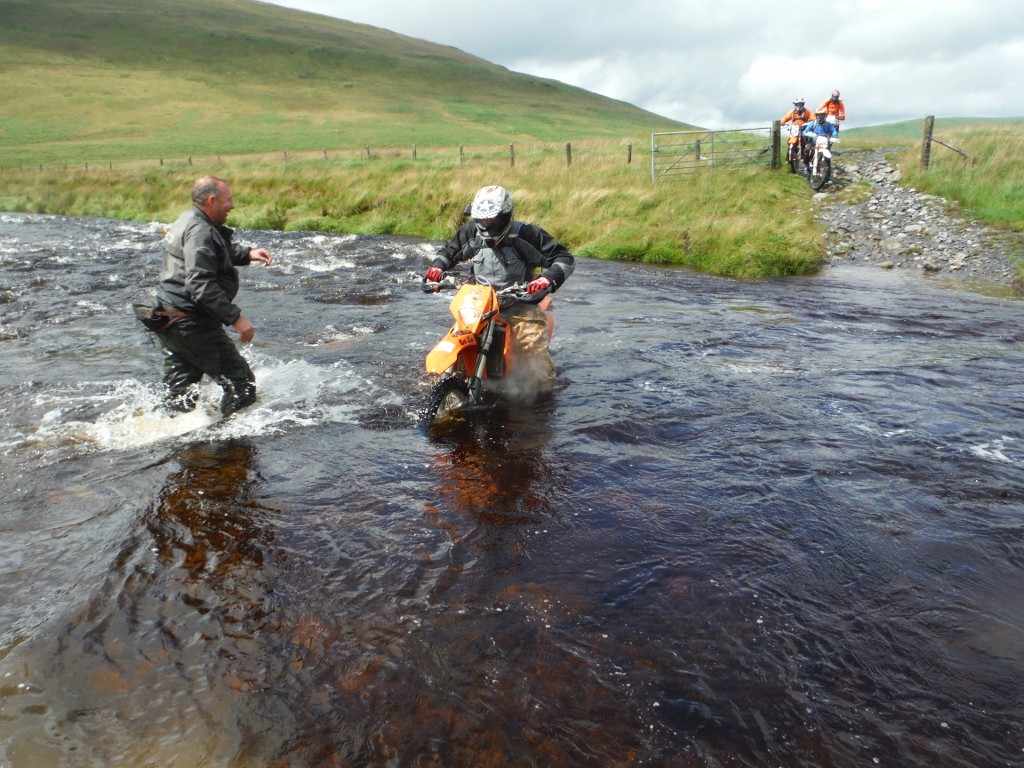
[527,276,551,294]
[425,267,443,282]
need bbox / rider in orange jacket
[781,97,816,127]
[818,90,846,132]
[781,98,816,164]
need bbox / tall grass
[895,126,1024,232]
[0,143,823,279]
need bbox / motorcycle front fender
[821,148,832,159]
[426,329,478,375]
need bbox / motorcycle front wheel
[809,156,831,191]
[421,375,471,426]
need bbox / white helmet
[471,185,514,219]
[470,185,514,241]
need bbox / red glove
[425,267,443,282]
[527,276,551,294]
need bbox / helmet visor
[475,213,511,239]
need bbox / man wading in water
[151,176,273,416]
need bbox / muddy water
[1,213,1022,767]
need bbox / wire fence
[4,129,800,181]
[0,141,643,176]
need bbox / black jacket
[432,220,575,290]
[155,207,252,328]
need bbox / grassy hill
[0,0,693,166]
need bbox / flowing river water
[0,213,1022,767]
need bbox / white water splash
[13,353,391,458]
[970,436,1018,464]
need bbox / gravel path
[812,147,1023,291]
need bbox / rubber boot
[164,387,199,414]
[219,378,257,417]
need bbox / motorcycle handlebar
[421,274,459,293]
[420,273,551,303]
[515,286,552,304]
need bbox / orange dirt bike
[785,122,811,174]
[420,273,553,425]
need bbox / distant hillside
[0,0,694,165]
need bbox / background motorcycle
[785,122,810,174]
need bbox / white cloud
[266,0,1024,128]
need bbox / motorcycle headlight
[458,306,483,326]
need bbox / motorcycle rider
[781,97,815,127]
[802,108,839,177]
[780,97,816,164]
[424,185,575,390]
[817,89,846,133]
[803,107,839,139]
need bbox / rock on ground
[812,148,1023,291]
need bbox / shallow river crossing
[1,213,1022,767]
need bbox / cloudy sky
[266,0,1023,129]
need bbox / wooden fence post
[509,143,515,167]
[413,144,417,160]
[771,120,781,170]
[921,115,935,170]
[627,143,633,164]
[460,144,465,163]
[566,142,572,168]
[365,146,370,159]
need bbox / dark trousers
[158,323,256,416]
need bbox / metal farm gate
[651,126,777,180]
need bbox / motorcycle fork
[486,321,509,379]
[467,317,497,404]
